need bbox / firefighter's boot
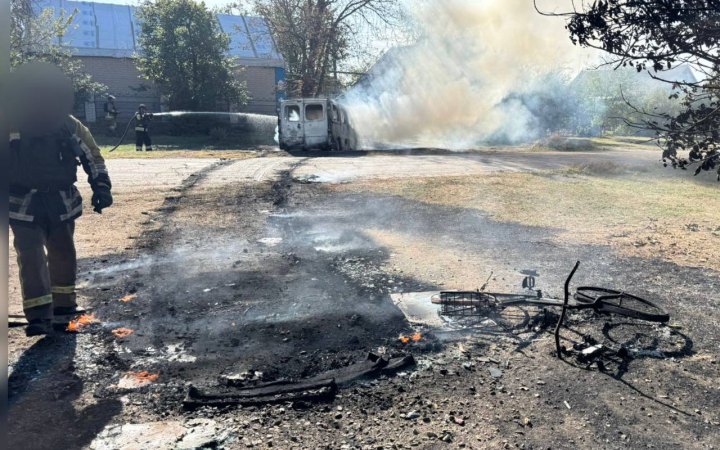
[26,319,54,337]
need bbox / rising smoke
[340,0,592,148]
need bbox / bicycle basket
[432,291,494,316]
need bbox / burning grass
[66,313,99,333]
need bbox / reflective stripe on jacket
[135,112,151,131]
[9,186,83,222]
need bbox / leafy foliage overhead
[540,0,720,179]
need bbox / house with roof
[36,0,285,122]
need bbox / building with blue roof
[36,0,285,120]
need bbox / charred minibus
[278,99,358,151]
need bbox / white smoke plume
[341,0,594,148]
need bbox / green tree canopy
[137,0,248,111]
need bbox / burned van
[278,98,358,151]
[329,101,359,152]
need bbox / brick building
[37,0,286,122]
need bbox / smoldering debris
[184,379,338,409]
[184,353,415,409]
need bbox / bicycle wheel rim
[575,287,669,323]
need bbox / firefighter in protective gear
[7,62,113,336]
[135,104,153,151]
[104,94,119,136]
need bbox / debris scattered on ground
[184,378,338,409]
[10,156,717,449]
[488,367,503,378]
[185,353,415,408]
[111,327,134,338]
[258,237,283,246]
[118,294,137,303]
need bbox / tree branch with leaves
[538,0,720,179]
[234,0,401,97]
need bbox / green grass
[530,135,658,153]
[588,136,658,150]
[94,133,274,159]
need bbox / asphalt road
[104,147,667,187]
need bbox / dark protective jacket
[9,115,111,223]
[104,101,118,119]
[135,112,152,132]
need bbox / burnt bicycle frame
[431,262,670,358]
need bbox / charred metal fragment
[314,353,415,387]
[184,353,415,409]
[183,379,338,409]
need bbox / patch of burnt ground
[10,162,719,449]
[81,165,438,415]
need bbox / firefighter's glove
[92,187,113,214]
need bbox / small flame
[119,294,137,303]
[129,371,159,383]
[399,332,423,344]
[112,327,134,338]
[117,371,160,389]
[67,313,99,332]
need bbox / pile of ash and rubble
[66,262,683,417]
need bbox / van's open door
[280,100,303,148]
[302,101,328,148]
